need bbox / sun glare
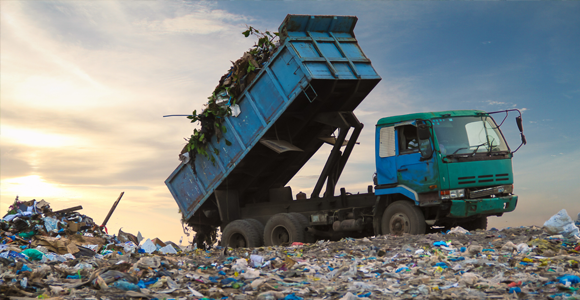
[1,125,82,148]
[1,175,67,199]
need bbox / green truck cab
[374,109,526,234]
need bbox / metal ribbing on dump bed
[166,15,381,223]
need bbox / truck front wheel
[381,201,426,235]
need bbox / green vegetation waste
[183,27,279,169]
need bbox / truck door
[375,126,397,186]
[395,123,438,194]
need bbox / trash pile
[1,197,109,255]
[2,204,579,299]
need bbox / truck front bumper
[447,195,518,218]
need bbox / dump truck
[166,15,526,247]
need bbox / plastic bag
[112,280,141,291]
[43,217,58,232]
[241,267,260,279]
[136,256,161,268]
[543,209,580,237]
[140,239,157,254]
[448,226,469,234]
[159,244,178,254]
[232,258,248,272]
[22,248,44,261]
[250,254,263,268]
[558,275,580,285]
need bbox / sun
[1,125,82,148]
[1,175,67,200]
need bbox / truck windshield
[432,116,509,157]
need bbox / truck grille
[468,184,513,199]
[458,173,510,185]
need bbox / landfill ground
[2,204,580,300]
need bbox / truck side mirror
[516,116,526,145]
[417,124,433,160]
[516,116,524,132]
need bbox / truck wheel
[461,216,488,231]
[244,218,265,246]
[289,213,316,243]
[221,220,260,248]
[264,213,305,246]
[381,201,426,235]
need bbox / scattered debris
[2,198,579,299]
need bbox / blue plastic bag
[557,275,580,285]
[434,262,448,269]
[112,280,141,291]
[16,264,32,274]
[283,293,303,300]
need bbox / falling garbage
[1,195,579,299]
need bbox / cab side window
[398,125,419,154]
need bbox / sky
[1,1,579,244]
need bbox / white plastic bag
[232,258,248,272]
[43,217,58,232]
[543,209,580,237]
[250,254,263,268]
[140,238,157,254]
[159,244,178,254]
[241,267,260,279]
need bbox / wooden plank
[53,205,83,214]
[101,192,124,227]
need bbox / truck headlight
[440,189,465,200]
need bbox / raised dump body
[166,15,381,228]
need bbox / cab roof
[376,110,487,126]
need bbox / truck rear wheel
[289,213,316,243]
[264,213,304,246]
[381,201,426,235]
[221,220,260,248]
[244,218,265,246]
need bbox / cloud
[0,0,262,242]
[486,100,506,105]
[141,9,250,35]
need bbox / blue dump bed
[166,15,381,223]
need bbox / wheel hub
[271,225,290,245]
[390,212,411,235]
[229,233,247,248]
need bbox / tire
[381,201,426,235]
[289,213,316,243]
[461,216,488,231]
[264,213,305,246]
[244,218,265,246]
[220,220,261,248]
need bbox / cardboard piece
[152,238,166,249]
[68,222,86,232]
[67,243,80,254]
[32,236,69,255]
[118,228,139,245]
